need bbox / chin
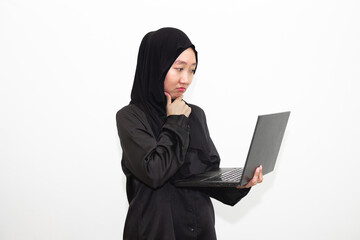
[171,93,182,99]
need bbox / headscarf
[130,27,218,178]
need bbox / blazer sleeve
[194,106,251,206]
[201,187,251,206]
[116,106,190,189]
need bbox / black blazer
[116,104,250,240]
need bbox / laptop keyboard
[206,168,243,182]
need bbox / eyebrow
[174,60,197,66]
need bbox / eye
[176,68,183,71]
[191,69,196,74]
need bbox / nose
[179,72,192,84]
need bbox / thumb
[174,94,183,102]
[164,92,171,106]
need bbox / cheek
[164,80,170,92]
[189,75,194,85]
[164,71,178,90]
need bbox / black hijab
[130,27,197,135]
[130,27,218,177]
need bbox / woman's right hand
[165,92,191,117]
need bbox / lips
[177,87,186,92]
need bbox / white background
[1,0,359,239]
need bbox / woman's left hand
[236,165,263,189]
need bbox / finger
[185,106,192,117]
[251,167,260,186]
[174,94,183,102]
[236,179,254,189]
[164,92,171,106]
[236,183,249,189]
[258,165,263,183]
[245,180,254,188]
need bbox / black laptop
[174,111,290,187]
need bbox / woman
[116,27,263,240]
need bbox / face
[164,48,197,99]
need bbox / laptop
[174,111,290,187]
